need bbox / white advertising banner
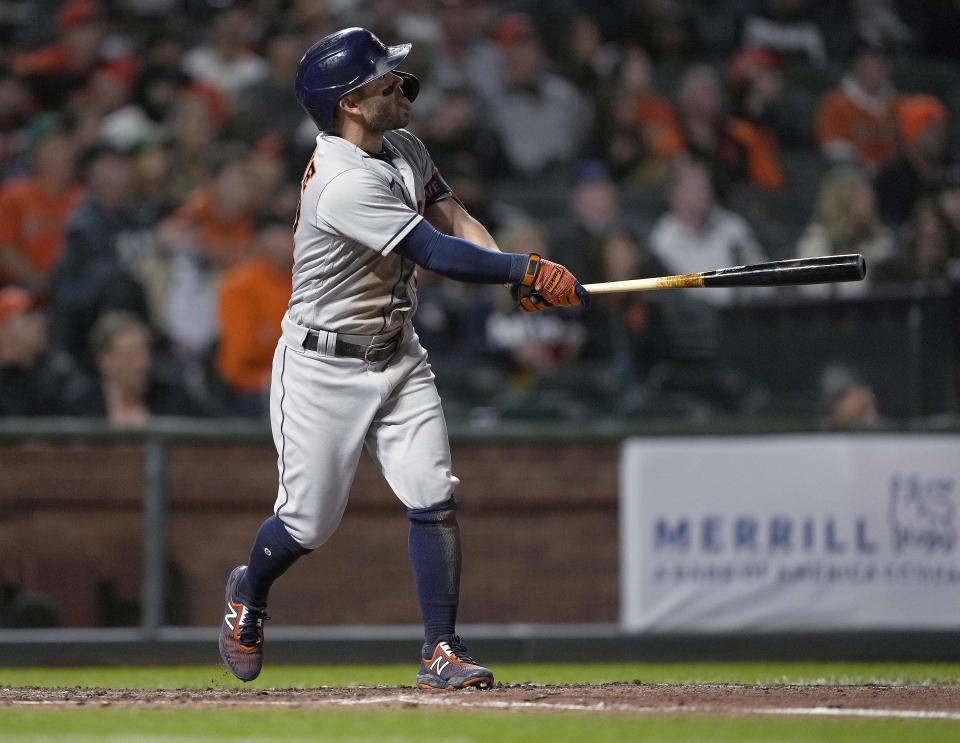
[620,435,960,631]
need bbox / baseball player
[218,27,588,688]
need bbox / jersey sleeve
[397,129,453,206]
[424,166,454,207]
[315,167,423,255]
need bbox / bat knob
[573,283,590,308]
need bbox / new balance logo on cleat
[429,654,450,675]
[417,636,494,691]
[224,602,238,631]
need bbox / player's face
[353,72,411,132]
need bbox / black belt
[304,330,401,363]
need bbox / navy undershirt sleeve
[395,219,528,284]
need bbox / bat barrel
[701,254,866,288]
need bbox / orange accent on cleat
[416,636,494,690]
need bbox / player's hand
[510,254,590,312]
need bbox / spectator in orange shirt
[215,218,292,417]
[0,114,83,290]
[727,46,808,148]
[172,148,256,269]
[815,46,899,171]
[673,64,784,195]
[605,45,684,183]
[12,0,132,112]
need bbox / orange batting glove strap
[513,254,589,312]
[521,253,541,287]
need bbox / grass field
[3,663,960,742]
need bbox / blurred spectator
[849,0,914,52]
[167,85,226,199]
[872,199,950,284]
[604,45,683,183]
[98,66,186,150]
[12,0,133,111]
[795,167,895,296]
[815,46,899,171]
[131,140,177,224]
[436,152,522,236]
[648,159,769,307]
[876,94,951,227]
[429,0,502,101]
[477,12,593,179]
[247,136,299,220]
[412,85,504,179]
[578,227,672,376]
[0,286,89,416]
[735,0,828,66]
[818,363,880,430]
[0,66,36,182]
[140,21,190,71]
[215,218,292,417]
[908,201,950,281]
[229,20,306,155]
[171,147,256,269]
[673,63,784,194]
[158,148,256,361]
[551,159,646,283]
[558,13,620,95]
[68,52,137,149]
[70,310,200,422]
[180,5,269,101]
[0,114,83,290]
[907,200,951,282]
[50,141,154,362]
[935,172,960,261]
[727,46,807,148]
[626,0,701,64]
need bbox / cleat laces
[446,635,477,664]
[237,606,270,647]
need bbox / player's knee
[281,515,339,551]
[406,496,457,525]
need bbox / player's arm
[420,165,501,252]
[424,197,501,252]
[394,220,588,310]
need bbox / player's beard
[361,96,410,133]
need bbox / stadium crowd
[0,0,958,424]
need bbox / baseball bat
[581,254,866,295]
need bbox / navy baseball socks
[220,507,492,688]
[408,498,494,690]
[219,515,310,681]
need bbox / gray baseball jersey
[288,129,449,336]
[271,129,460,549]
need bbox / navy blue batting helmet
[294,27,421,131]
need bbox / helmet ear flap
[397,71,420,103]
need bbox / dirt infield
[4,683,960,718]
